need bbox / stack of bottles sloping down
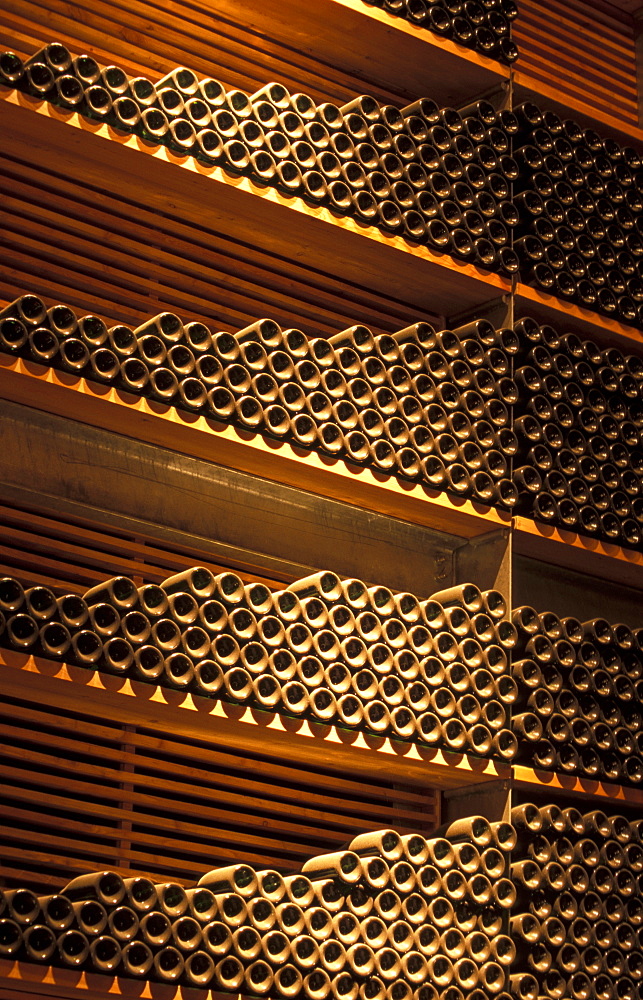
[0,821,518,995]
[3,807,643,999]
[0,569,519,761]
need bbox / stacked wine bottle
[511,315,643,548]
[5,290,643,549]
[511,605,643,786]
[361,0,519,64]
[0,294,521,510]
[513,100,643,326]
[0,569,518,759]
[511,803,643,1000]
[0,43,519,275]
[0,821,517,995]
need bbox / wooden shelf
[512,70,643,150]
[513,765,643,807]
[0,88,510,322]
[0,648,510,790]
[513,514,643,591]
[0,0,509,109]
[0,354,510,541]
[514,283,643,353]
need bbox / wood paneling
[0,693,436,891]
[514,0,640,129]
[0,0,508,110]
[0,357,511,540]
[513,514,643,592]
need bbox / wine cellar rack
[2,2,643,1000]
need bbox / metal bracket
[457,81,511,115]
[445,294,513,333]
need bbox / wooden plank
[0,189,412,337]
[0,649,509,787]
[0,525,156,580]
[514,0,642,131]
[0,742,361,853]
[512,70,643,149]
[0,0,508,109]
[0,779,427,850]
[0,499,296,592]
[0,765,341,872]
[0,0,375,106]
[0,841,200,884]
[519,0,637,56]
[0,824,261,879]
[0,561,85,595]
[0,401,466,599]
[0,357,509,540]
[0,958,248,1000]
[513,766,643,806]
[0,155,429,336]
[515,19,637,95]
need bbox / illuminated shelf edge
[0,648,510,787]
[514,283,643,352]
[513,765,643,805]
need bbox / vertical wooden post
[635,10,643,128]
[117,724,136,871]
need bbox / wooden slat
[0,493,302,594]
[0,130,438,339]
[0,711,436,889]
[515,0,640,128]
[513,514,643,591]
[0,726,422,842]
[0,0,508,111]
[513,765,643,806]
[0,503,294,591]
[0,691,437,889]
[0,650,508,787]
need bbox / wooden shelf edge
[512,515,643,589]
[512,69,643,149]
[0,355,509,539]
[0,87,511,319]
[513,765,643,805]
[0,958,231,1000]
[0,649,510,789]
[514,283,643,352]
